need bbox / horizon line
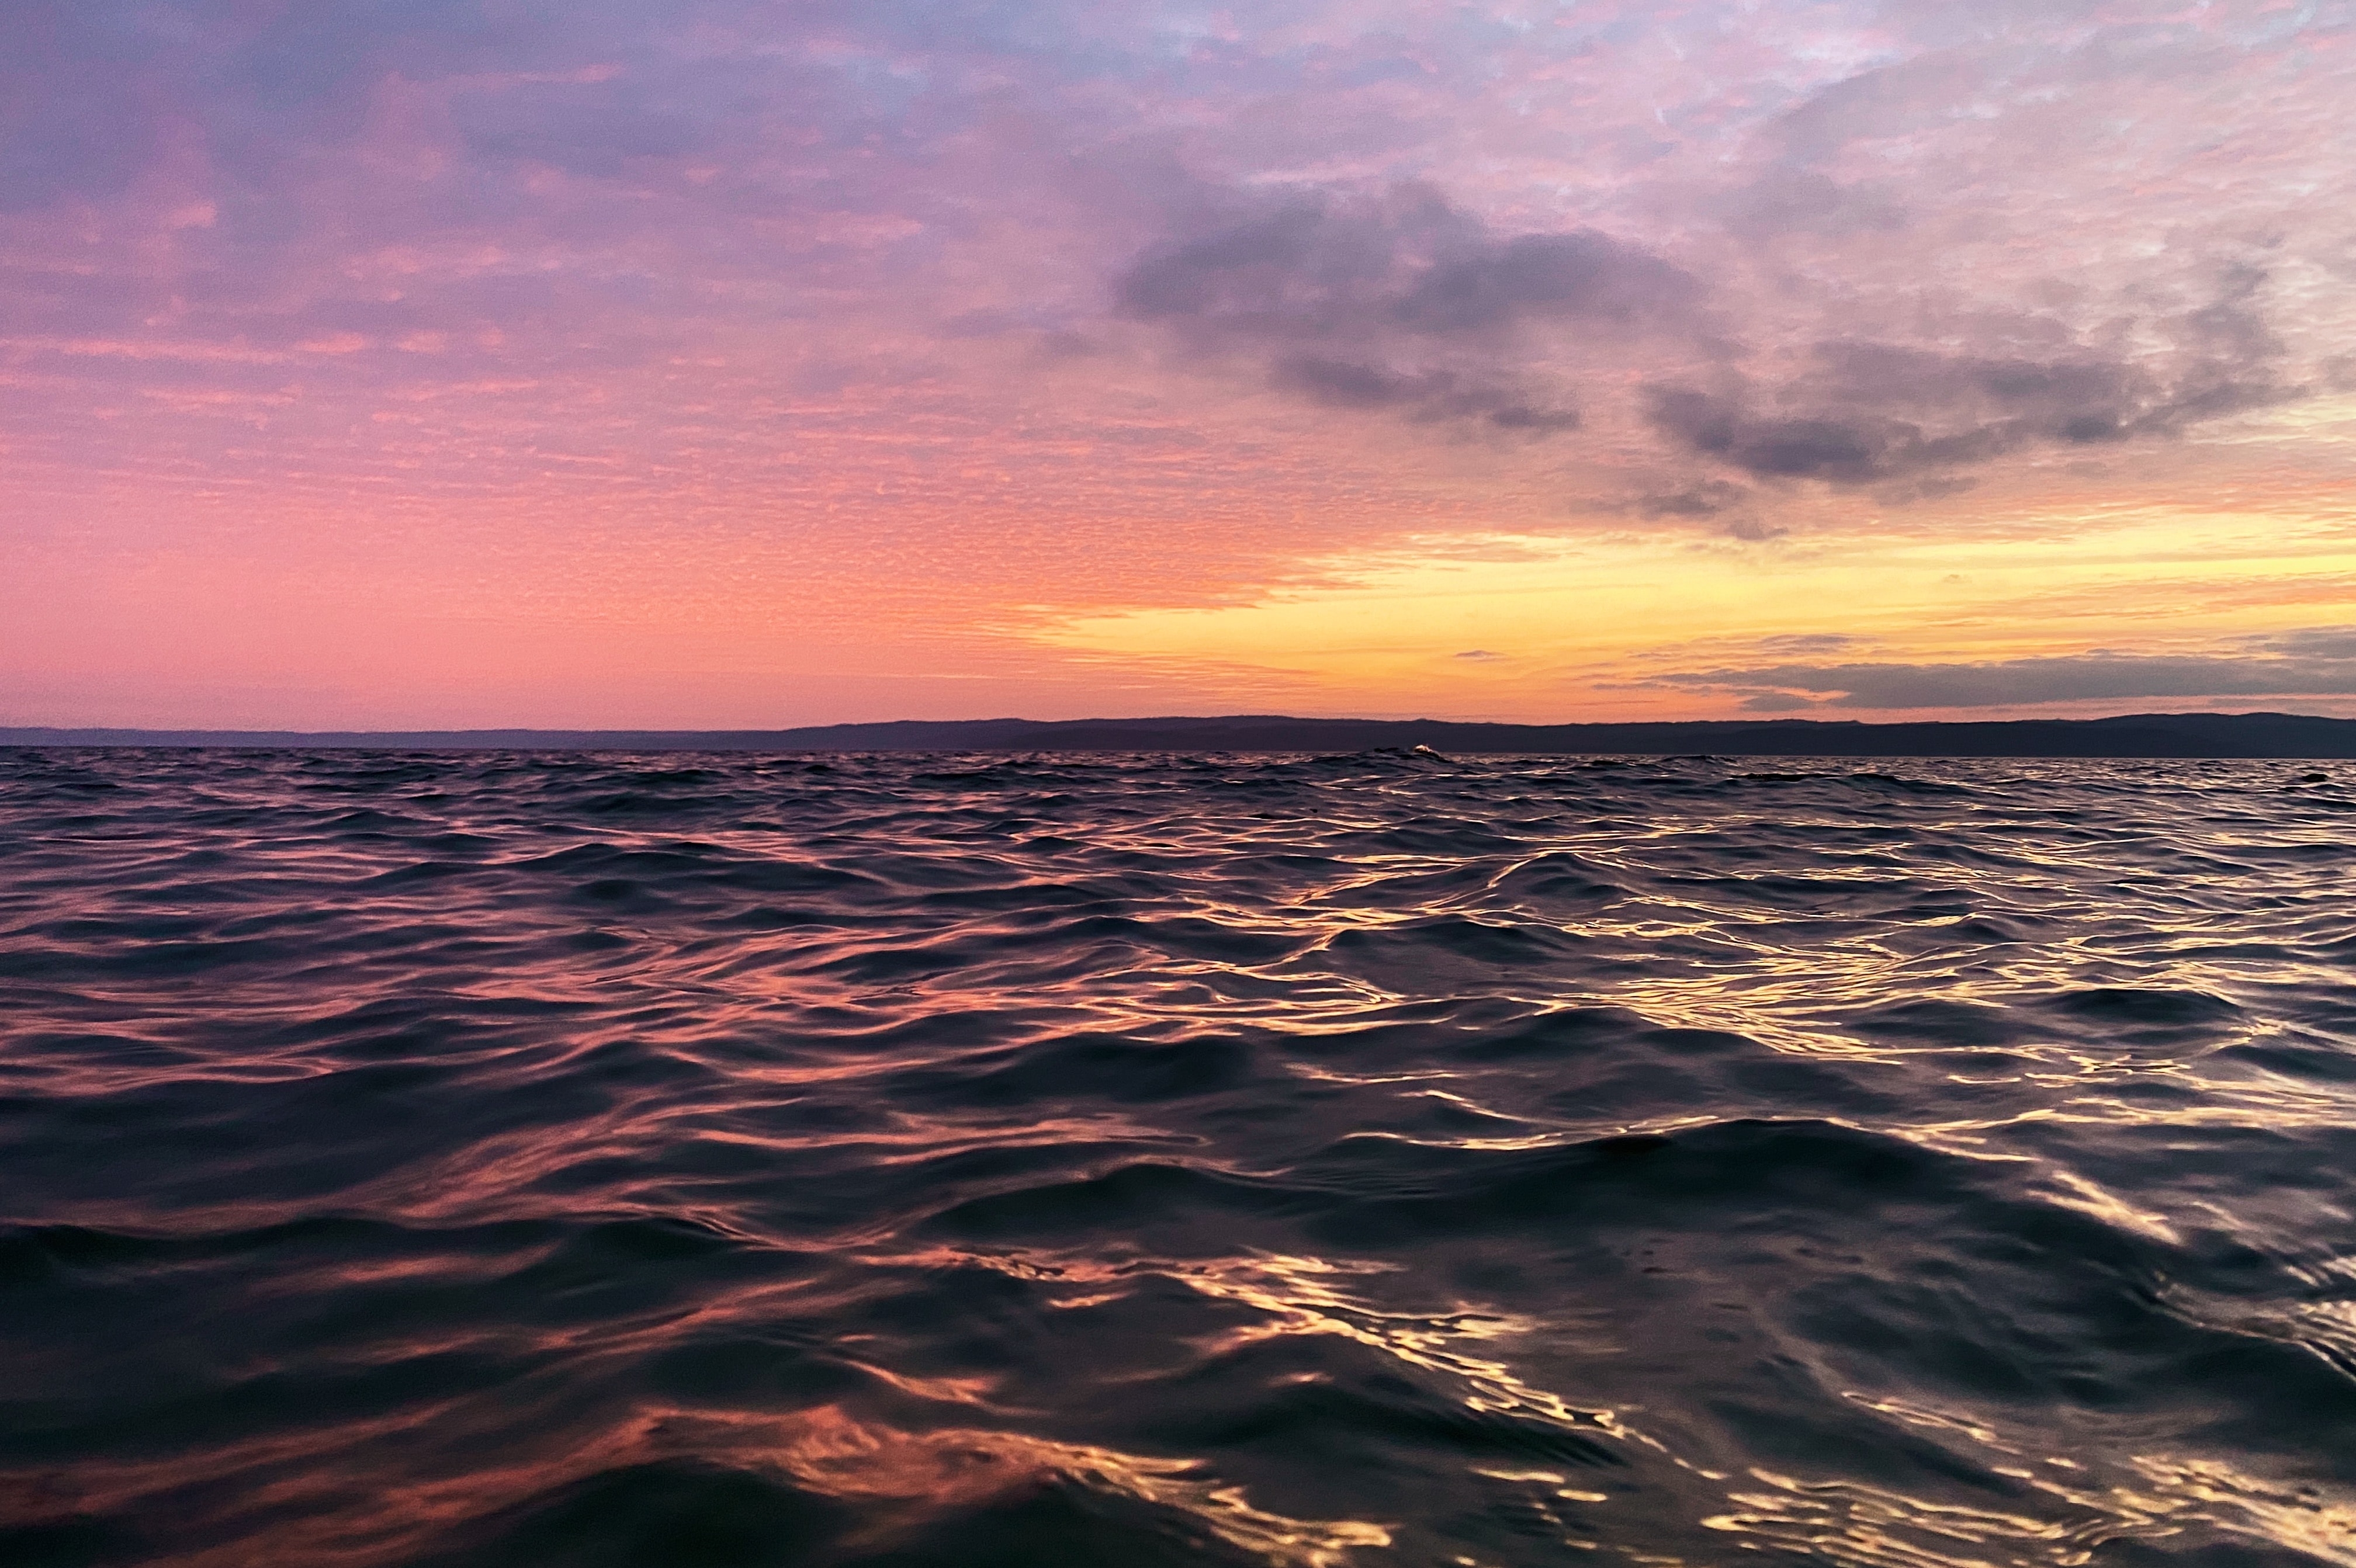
[5,709,2354,744]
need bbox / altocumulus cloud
[4,0,2351,549]
[1100,5,2344,507]
[1650,629,2356,711]
[1115,181,2304,490]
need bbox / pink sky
[5,0,2354,728]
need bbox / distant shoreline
[5,712,2354,759]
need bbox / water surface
[4,748,2353,1567]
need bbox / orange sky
[5,1,2354,728]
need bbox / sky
[4,0,2354,730]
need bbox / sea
[3,746,2352,1568]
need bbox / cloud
[1749,634,1862,657]
[1650,639,2356,710]
[1118,136,2307,484]
[1769,52,1988,164]
[3,0,2350,595]
[1390,230,1706,335]
[1646,303,2296,485]
[1268,353,1579,431]
[2255,626,2356,659]
[1721,169,1907,240]
[1115,185,1702,435]
[1636,480,1751,519]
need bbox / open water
[3,747,2354,1568]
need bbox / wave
[2,748,2354,1565]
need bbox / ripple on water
[2,748,2354,1566]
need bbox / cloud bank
[1651,630,2356,712]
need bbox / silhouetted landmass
[6,711,2356,757]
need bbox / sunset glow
[6,1,2354,727]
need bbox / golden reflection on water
[5,1389,1393,1568]
[12,754,2354,1566]
[919,1240,1646,1448]
[1699,1451,2356,1568]
[1693,1449,2356,1568]
[1716,1396,2356,1568]
[657,1404,1394,1567]
[883,1227,2356,1568]
[1703,1466,2115,1568]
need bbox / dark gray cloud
[1651,640,2356,710]
[1636,480,1751,518]
[1388,230,1706,334]
[1651,391,1900,482]
[2255,626,2356,659]
[1270,354,1578,431]
[1647,307,2294,484]
[1120,166,2300,480]
[1117,188,1702,435]
[1118,192,1702,340]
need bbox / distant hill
[6,711,2355,757]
